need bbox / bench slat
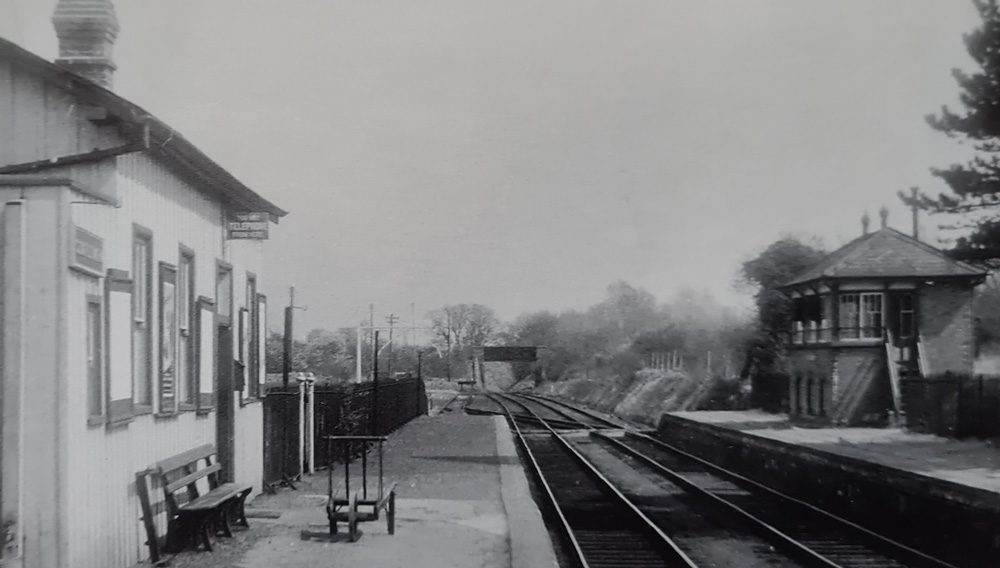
[179,483,252,511]
[156,443,216,474]
[165,463,221,494]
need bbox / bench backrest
[136,444,224,563]
[153,444,222,517]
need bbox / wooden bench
[135,444,252,560]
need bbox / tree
[265,331,284,373]
[739,236,826,375]
[427,303,499,380]
[907,0,1000,259]
[587,281,658,343]
[973,273,1000,350]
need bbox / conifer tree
[908,0,1000,259]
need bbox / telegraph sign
[227,212,269,239]
[69,226,104,277]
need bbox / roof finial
[879,205,889,230]
[861,211,871,235]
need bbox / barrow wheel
[348,492,359,543]
[326,497,339,536]
[387,491,396,535]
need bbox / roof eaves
[0,36,287,220]
[882,228,986,276]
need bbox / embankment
[534,369,711,425]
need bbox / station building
[0,2,286,567]
[779,209,986,426]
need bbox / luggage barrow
[325,435,397,542]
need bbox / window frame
[216,260,233,325]
[196,295,218,414]
[178,246,196,410]
[838,292,884,341]
[898,293,916,339]
[238,307,249,403]
[157,262,179,417]
[132,224,154,414]
[257,293,267,397]
[106,269,134,427]
[86,294,105,426]
[242,272,260,404]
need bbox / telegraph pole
[355,322,363,383]
[445,310,452,381]
[410,302,416,346]
[282,287,295,388]
[385,314,399,377]
[282,286,306,388]
[371,331,379,435]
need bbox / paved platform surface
[151,410,558,568]
[668,410,1000,494]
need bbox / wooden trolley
[325,435,397,542]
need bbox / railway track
[489,393,692,567]
[508,393,622,429]
[491,392,960,568]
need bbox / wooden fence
[901,373,1000,439]
[263,377,427,486]
[313,377,427,467]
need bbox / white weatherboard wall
[0,185,69,568]
[64,152,267,568]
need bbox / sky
[0,0,984,335]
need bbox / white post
[304,376,315,474]
[297,377,306,477]
[1,202,25,565]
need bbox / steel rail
[515,393,624,429]
[494,393,698,568]
[623,431,959,568]
[486,393,593,568]
[494,394,594,430]
[593,431,843,568]
[502,392,589,427]
[507,413,590,431]
[506,393,602,428]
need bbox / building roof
[781,227,987,289]
[0,36,287,219]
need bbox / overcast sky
[0,1,983,334]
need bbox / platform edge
[494,415,560,568]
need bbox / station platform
[658,410,1000,565]
[668,410,1000,496]
[158,410,558,568]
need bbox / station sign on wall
[227,212,269,240]
[70,226,104,277]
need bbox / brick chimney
[52,0,120,88]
